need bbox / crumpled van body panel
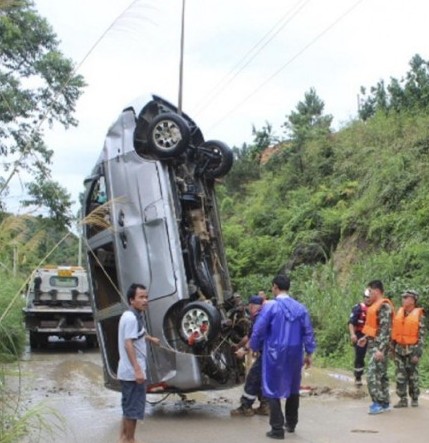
[83,95,247,393]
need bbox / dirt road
[13,340,429,443]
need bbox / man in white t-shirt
[118,283,160,443]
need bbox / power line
[192,0,312,115]
[207,0,366,133]
[0,0,141,204]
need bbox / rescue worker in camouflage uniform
[348,290,370,386]
[391,290,425,408]
[358,280,394,415]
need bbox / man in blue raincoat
[250,274,316,440]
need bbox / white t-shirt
[117,310,147,381]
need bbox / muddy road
[12,340,429,443]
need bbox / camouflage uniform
[393,311,425,403]
[366,303,393,405]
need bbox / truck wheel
[29,332,48,349]
[86,335,98,348]
[29,331,38,349]
[146,113,190,159]
[38,334,49,348]
[179,301,221,345]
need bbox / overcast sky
[7,0,429,215]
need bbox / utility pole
[178,0,186,115]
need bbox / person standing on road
[358,280,394,415]
[391,289,425,408]
[117,283,160,443]
[348,290,370,386]
[231,295,269,417]
[250,275,316,440]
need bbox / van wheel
[147,113,190,159]
[204,341,232,384]
[179,301,221,345]
[197,140,233,178]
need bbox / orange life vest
[391,307,424,345]
[362,298,394,338]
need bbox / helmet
[401,289,419,300]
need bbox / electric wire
[192,0,311,115]
[0,0,142,200]
[0,0,146,323]
[207,0,366,132]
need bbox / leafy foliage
[0,214,78,276]
[0,0,85,222]
[359,54,429,120]
[219,68,429,383]
[0,272,25,360]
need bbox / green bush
[0,273,26,362]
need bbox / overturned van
[83,95,248,393]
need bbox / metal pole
[78,231,82,267]
[178,0,186,115]
[76,215,82,267]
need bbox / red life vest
[354,302,368,333]
[392,307,424,345]
[362,298,394,338]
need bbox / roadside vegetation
[220,54,429,385]
[2,4,429,442]
[0,1,83,441]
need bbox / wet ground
[8,339,429,443]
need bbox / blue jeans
[121,380,147,420]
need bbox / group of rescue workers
[232,277,425,432]
[349,280,425,414]
[117,277,425,442]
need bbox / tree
[224,143,261,194]
[0,0,85,223]
[359,54,429,120]
[282,88,332,174]
[284,88,333,141]
[250,121,275,159]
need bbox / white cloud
[7,0,427,216]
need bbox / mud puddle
[6,342,429,443]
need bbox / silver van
[83,95,248,393]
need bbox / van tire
[198,140,233,178]
[147,113,190,159]
[179,301,221,345]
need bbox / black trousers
[268,394,300,432]
[353,332,367,380]
[240,355,264,407]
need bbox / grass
[0,271,65,442]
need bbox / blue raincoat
[249,297,316,398]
